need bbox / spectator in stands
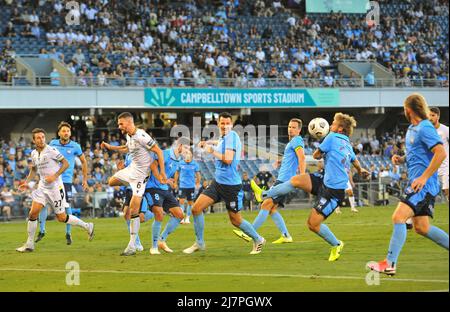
[365,70,375,86]
[72,48,86,66]
[31,22,40,38]
[1,186,17,220]
[50,68,61,86]
[21,23,33,37]
[3,22,16,37]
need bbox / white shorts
[32,183,67,215]
[113,167,148,197]
[345,181,353,191]
[439,173,449,190]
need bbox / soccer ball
[308,118,330,139]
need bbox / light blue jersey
[49,139,82,184]
[215,130,242,185]
[277,136,304,182]
[146,148,182,190]
[178,160,200,188]
[405,119,442,196]
[318,132,356,190]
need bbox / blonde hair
[404,93,429,120]
[334,113,357,136]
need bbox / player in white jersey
[101,112,166,256]
[16,128,94,252]
[429,107,449,201]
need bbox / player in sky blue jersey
[183,112,265,255]
[35,122,89,245]
[174,150,201,224]
[252,113,370,261]
[369,94,448,276]
[120,154,154,252]
[144,137,189,254]
[233,118,306,244]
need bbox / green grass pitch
[0,204,448,292]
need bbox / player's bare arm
[296,147,306,174]
[391,154,405,165]
[79,153,89,191]
[18,166,37,192]
[352,159,370,179]
[45,158,69,183]
[411,144,446,192]
[101,141,128,153]
[149,144,167,183]
[205,144,235,165]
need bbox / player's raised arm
[101,141,128,153]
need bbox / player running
[233,118,306,244]
[174,150,201,224]
[35,121,89,245]
[369,94,448,276]
[251,113,370,261]
[144,137,189,254]
[183,112,266,255]
[16,128,94,252]
[101,112,166,256]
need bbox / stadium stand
[0,0,448,87]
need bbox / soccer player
[369,94,449,275]
[429,107,449,201]
[183,112,266,255]
[144,137,188,254]
[335,170,358,214]
[35,122,89,245]
[174,150,201,224]
[251,113,370,261]
[233,118,306,244]
[119,154,154,251]
[101,112,166,256]
[16,128,94,252]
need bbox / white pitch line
[0,268,448,284]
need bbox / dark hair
[430,107,440,116]
[118,112,134,120]
[32,128,46,139]
[57,121,71,132]
[289,118,303,129]
[218,112,232,121]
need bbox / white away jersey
[437,123,449,175]
[31,145,65,188]
[126,128,156,178]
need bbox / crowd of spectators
[0,0,448,87]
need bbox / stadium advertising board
[306,0,369,13]
[145,88,340,108]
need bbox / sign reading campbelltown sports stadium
[144,88,340,108]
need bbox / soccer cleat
[250,237,266,255]
[35,232,45,243]
[158,240,174,253]
[272,236,293,244]
[180,218,185,224]
[150,247,161,255]
[367,259,396,276]
[328,241,344,261]
[184,217,190,224]
[183,242,206,254]
[351,208,359,213]
[250,179,263,203]
[233,229,252,242]
[66,233,72,245]
[120,246,136,256]
[16,244,34,253]
[136,243,144,252]
[335,208,342,214]
[87,223,95,241]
